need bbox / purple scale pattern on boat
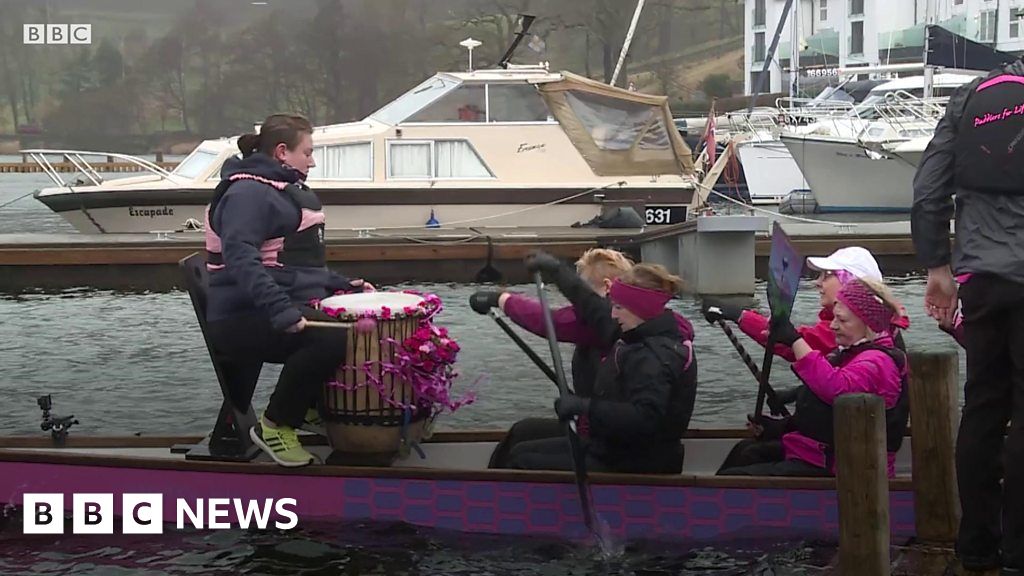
[0,463,918,541]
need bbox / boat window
[435,140,492,177]
[408,85,486,123]
[173,149,220,179]
[487,84,550,122]
[308,142,372,180]
[637,115,672,151]
[388,141,432,178]
[370,75,460,125]
[565,91,657,151]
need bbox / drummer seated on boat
[469,249,656,468]
[500,264,697,474]
[203,113,374,468]
[704,246,910,360]
[717,277,909,478]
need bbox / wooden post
[835,394,890,576]
[155,151,164,163]
[908,350,961,543]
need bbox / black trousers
[488,417,563,468]
[957,274,1024,569]
[717,439,830,477]
[503,435,610,473]
[206,306,346,429]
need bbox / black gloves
[469,291,502,315]
[702,303,744,324]
[771,317,801,346]
[525,251,563,278]
[749,413,792,441]
[554,394,590,421]
[774,386,802,406]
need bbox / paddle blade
[766,222,802,323]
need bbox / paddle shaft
[489,311,560,385]
[754,334,776,419]
[534,271,596,533]
[716,320,789,417]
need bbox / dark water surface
[0,173,958,575]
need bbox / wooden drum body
[318,292,430,466]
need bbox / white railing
[19,149,189,191]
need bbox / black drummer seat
[172,252,263,462]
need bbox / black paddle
[488,310,559,385]
[755,223,802,420]
[534,271,598,535]
[709,315,789,417]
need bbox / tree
[94,38,124,87]
[701,72,733,99]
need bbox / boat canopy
[538,72,694,177]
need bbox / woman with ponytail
[204,114,374,468]
[506,263,697,474]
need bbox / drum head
[320,292,426,318]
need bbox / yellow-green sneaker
[298,408,325,436]
[250,414,315,468]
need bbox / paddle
[534,271,598,536]
[710,316,790,417]
[755,222,802,420]
[488,310,560,385]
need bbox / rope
[0,192,35,210]
[693,178,860,227]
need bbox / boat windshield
[369,75,461,125]
[173,149,221,179]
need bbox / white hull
[780,134,916,212]
[51,201,630,234]
[734,139,808,203]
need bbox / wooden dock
[0,222,931,292]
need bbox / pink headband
[609,279,672,320]
[836,279,893,333]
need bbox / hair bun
[237,133,261,156]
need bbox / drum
[318,291,430,466]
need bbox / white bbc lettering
[23,24,44,45]
[122,494,163,534]
[46,24,69,45]
[207,498,232,529]
[73,493,114,534]
[22,24,92,45]
[275,498,298,530]
[70,24,91,45]
[22,493,63,534]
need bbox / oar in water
[488,310,559,385]
[706,312,789,417]
[534,271,598,536]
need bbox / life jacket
[955,74,1024,194]
[205,173,326,271]
[792,342,910,465]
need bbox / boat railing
[19,148,189,190]
[855,91,947,143]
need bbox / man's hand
[925,265,957,323]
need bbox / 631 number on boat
[644,205,686,225]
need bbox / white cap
[806,247,883,282]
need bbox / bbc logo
[23,24,92,45]
[24,493,162,534]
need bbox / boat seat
[173,252,263,462]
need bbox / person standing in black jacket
[504,263,697,474]
[204,114,374,468]
[912,61,1024,575]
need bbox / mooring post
[907,350,960,544]
[835,393,891,576]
